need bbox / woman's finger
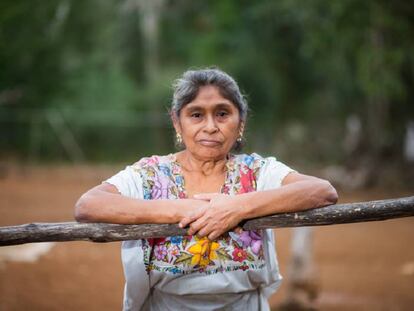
[196,224,213,238]
[178,217,191,228]
[179,207,205,228]
[208,230,221,241]
[188,221,203,235]
[188,215,209,235]
[179,213,198,228]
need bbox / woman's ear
[171,112,181,135]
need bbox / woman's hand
[179,193,245,240]
[175,199,210,223]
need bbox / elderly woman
[75,68,338,311]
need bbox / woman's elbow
[320,180,338,206]
[74,193,96,223]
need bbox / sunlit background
[1,1,413,310]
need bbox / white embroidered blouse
[104,153,296,311]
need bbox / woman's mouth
[198,139,221,147]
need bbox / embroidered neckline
[167,153,236,198]
[137,153,266,275]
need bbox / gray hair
[171,68,248,122]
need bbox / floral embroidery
[151,174,171,199]
[230,230,262,255]
[239,169,255,193]
[154,244,168,260]
[133,153,267,275]
[232,248,248,262]
[170,245,180,257]
[188,237,220,266]
[170,236,183,245]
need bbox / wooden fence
[1,196,413,246]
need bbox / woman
[74,68,338,310]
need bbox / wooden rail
[1,196,413,246]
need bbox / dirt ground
[0,165,413,311]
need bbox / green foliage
[0,0,413,165]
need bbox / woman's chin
[193,146,228,159]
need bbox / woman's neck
[175,150,228,176]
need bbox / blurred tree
[1,0,413,181]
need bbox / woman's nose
[204,115,218,133]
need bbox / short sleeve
[103,165,149,310]
[103,165,144,199]
[256,157,297,191]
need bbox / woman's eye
[217,111,228,117]
[191,113,201,118]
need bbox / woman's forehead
[184,101,235,111]
[184,86,235,110]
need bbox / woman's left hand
[178,193,245,240]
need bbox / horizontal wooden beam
[1,196,413,246]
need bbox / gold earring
[237,130,243,143]
[176,133,183,145]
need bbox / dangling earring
[237,123,245,143]
[176,133,183,145]
[237,130,243,143]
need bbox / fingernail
[178,223,183,228]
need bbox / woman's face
[173,85,243,161]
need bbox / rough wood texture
[1,196,413,246]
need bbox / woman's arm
[240,172,338,219]
[180,172,338,240]
[74,183,208,224]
